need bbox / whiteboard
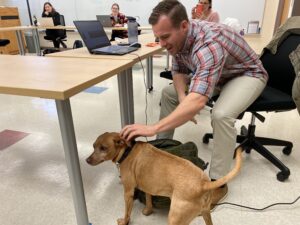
[2,0,265,32]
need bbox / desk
[0,55,136,225]
[111,25,152,31]
[48,33,163,91]
[0,26,41,56]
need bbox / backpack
[73,40,83,49]
[134,139,208,208]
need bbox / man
[120,0,268,206]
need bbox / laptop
[96,15,112,27]
[38,17,54,27]
[74,20,138,55]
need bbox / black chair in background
[203,34,300,182]
[44,14,67,49]
[0,39,10,47]
[0,39,10,54]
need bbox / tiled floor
[0,55,300,225]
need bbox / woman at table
[42,2,65,48]
[191,0,220,23]
[110,3,128,41]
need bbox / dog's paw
[142,207,153,216]
[117,218,129,225]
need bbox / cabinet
[0,7,22,54]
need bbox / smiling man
[120,0,268,206]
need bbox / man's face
[152,15,189,56]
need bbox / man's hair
[148,0,188,28]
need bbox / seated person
[42,2,66,48]
[191,0,220,23]
[110,3,128,41]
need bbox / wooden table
[46,33,164,125]
[0,26,41,56]
[0,55,136,225]
[48,33,164,90]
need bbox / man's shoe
[210,184,228,211]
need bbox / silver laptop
[73,20,138,55]
[38,17,54,26]
[96,15,112,27]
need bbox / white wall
[1,0,265,31]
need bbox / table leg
[32,28,42,56]
[117,68,135,127]
[146,56,153,92]
[16,30,26,55]
[55,99,89,225]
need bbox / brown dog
[86,132,242,225]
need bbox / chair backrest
[260,34,300,96]
[58,14,67,38]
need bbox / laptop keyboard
[108,45,128,50]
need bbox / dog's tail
[202,147,243,191]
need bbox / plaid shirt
[172,20,268,98]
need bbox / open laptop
[38,17,54,27]
[96,15,112,27]
[74,20,138,55]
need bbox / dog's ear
[113,136,128,148]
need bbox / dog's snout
[86,156,92,164]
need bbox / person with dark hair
[110,3,128,41]
[42,2,65,48]
[121,0,268,207]
[191,0,220,23]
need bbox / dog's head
[86,132,128,166]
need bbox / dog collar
[117,140,136,165]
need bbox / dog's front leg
[142,193,153,216]
[117,188,134,225]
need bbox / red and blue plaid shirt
[172,20,268,98]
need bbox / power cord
[129,53,149,141]
[216,195,300,211]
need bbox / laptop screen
[74,20,111,51]
[96,15,112,27]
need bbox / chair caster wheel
[245,148,251,154]
[148,86,153,93]
[282,146,292,155]
[202,134,210,144]
[277,170,290,182]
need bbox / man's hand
[120,124,157,141]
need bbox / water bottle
[127,18,138,44]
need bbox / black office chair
[56,14,67,48]
[203,34,300,182]
[44,15,67,49]
[0,39,10,54]
[0,39,10,47]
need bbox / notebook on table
[74,20,138,55]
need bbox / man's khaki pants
[157,76,267,179]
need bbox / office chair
[0,39,10,47]
[203,34,300,182]
[0,39,10,54]
[44,15,67,49]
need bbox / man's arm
[154,92,207,133]
[120,92,208,141]
[172,72,189,103]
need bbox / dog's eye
[100,146,107,151]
